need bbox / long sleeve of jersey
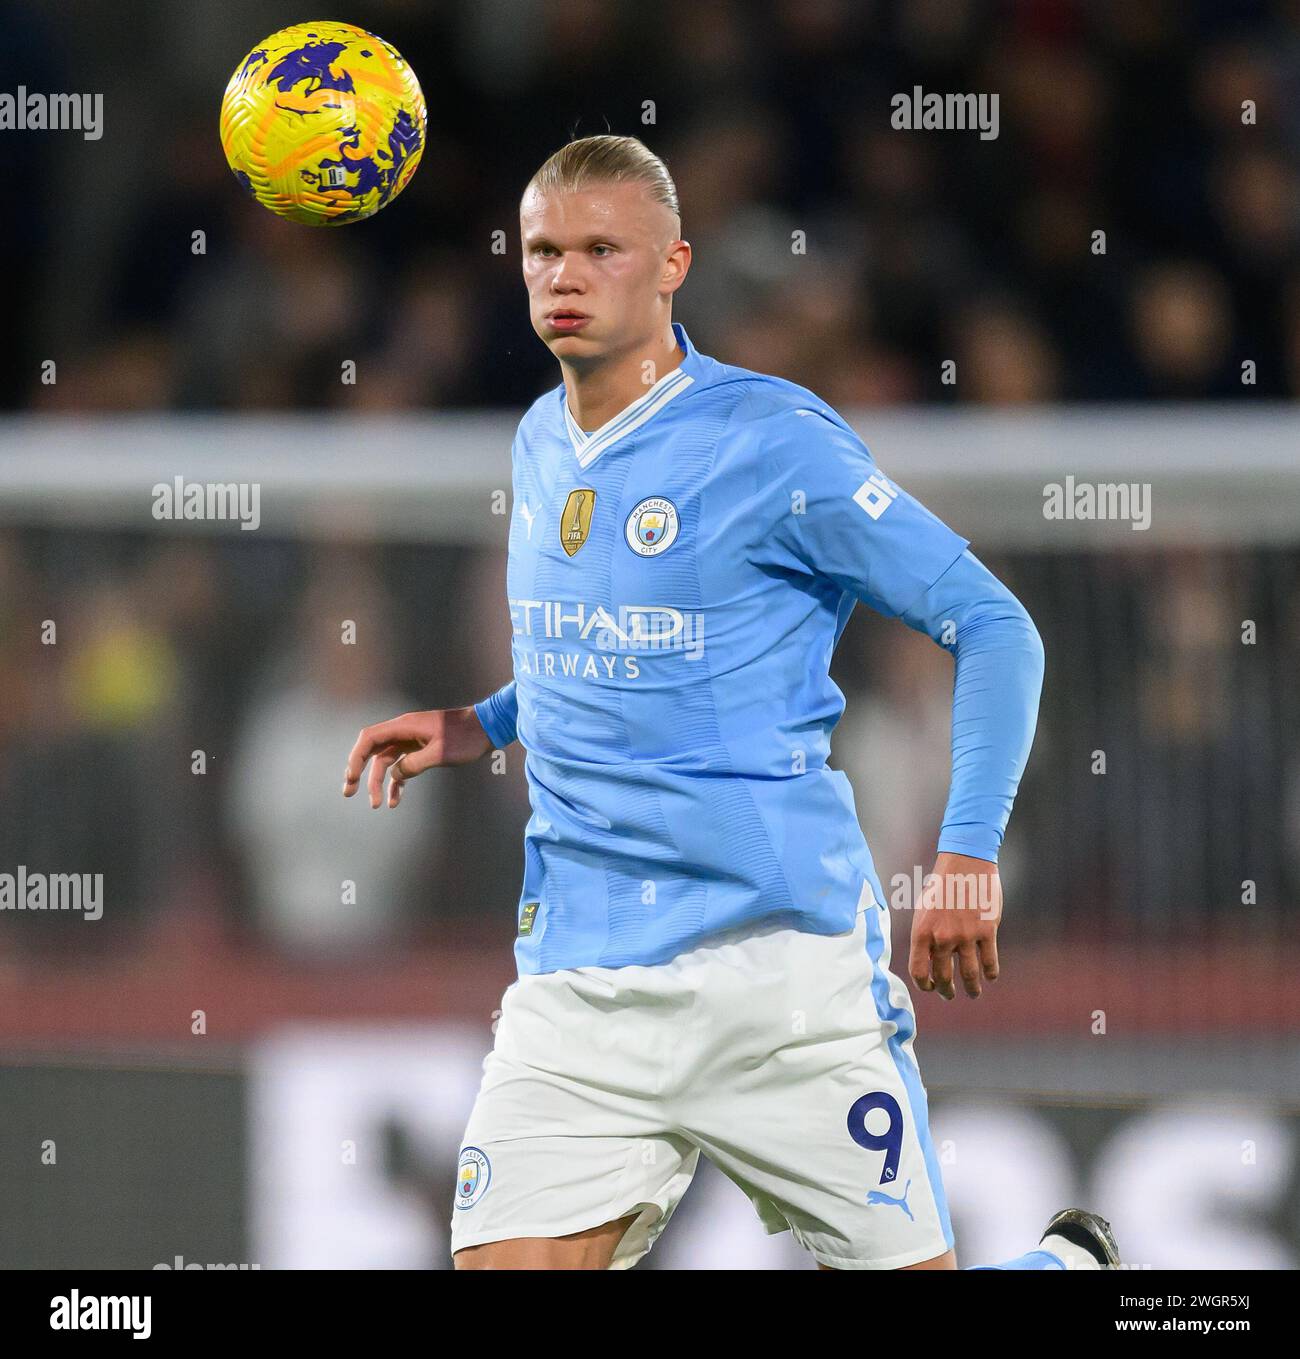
[898,550,1045,862]
[762,405,1044,865]
[474,680,518,749]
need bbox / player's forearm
[901,551,1046,863]
[473,679,519,748]
[939,602,1043,860]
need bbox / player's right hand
[342,707,492,809]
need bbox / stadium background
[0,0,1297,1268]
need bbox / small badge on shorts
[518,901,539,936]
[456,1147,491,1210]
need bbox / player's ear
[661,239,691,295]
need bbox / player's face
[520,181,685,364]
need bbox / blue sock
[966,1249,1065,1271]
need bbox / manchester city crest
[455,1146,491,1210]
[624,496,680,557]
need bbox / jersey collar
[563,323,698,469]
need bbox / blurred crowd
[1,0,1298,411]
[0,527,524,959]
[0,527,1295,962]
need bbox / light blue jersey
[476,324,1044,974]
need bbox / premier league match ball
[219,21,426,225]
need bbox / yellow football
[220,21,426,225]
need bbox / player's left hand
[908,852,1002,1000]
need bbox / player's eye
[590,244,614,257]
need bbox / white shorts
[450,882,953,1269]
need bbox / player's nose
[550,252,587,291]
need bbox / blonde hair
[525,135,680,221]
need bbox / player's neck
[561,325,684,433]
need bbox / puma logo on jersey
[517,500,537,538]
[866,1179,913,1220]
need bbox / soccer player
[343,136,1120,1272]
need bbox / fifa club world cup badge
[560,488,595,557]
[625,497,680,556]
